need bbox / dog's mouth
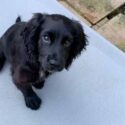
[40,60,64,73]
[42,65,63,73]
[47,66,63,73]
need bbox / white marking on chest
[39,70,45,79]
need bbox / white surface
[0,0,125,125]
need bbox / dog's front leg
[12,65,41,110]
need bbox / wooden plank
[97,14,125,52]
[64,0,125,24]
[59,1,91,26]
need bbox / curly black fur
[0,13,87,110]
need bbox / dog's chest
[39,70,45,80]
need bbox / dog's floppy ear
[65,21,88,69]
[21,13,45,62]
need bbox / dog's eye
[63,40,71,47]
[42,35,51,44]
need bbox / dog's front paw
[24,94,41,110]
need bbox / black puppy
[0,13,87,110]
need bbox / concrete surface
[0,0,125,125]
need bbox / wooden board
[59,1,91,26]
[64,0,125,24]
[97,14,125,51]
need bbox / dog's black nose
[47,55,63,71]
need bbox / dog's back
[0,17,26,69]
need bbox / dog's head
[22,13,87,73]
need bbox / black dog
[0,13,87,110]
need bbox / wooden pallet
[62,0,125,24]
